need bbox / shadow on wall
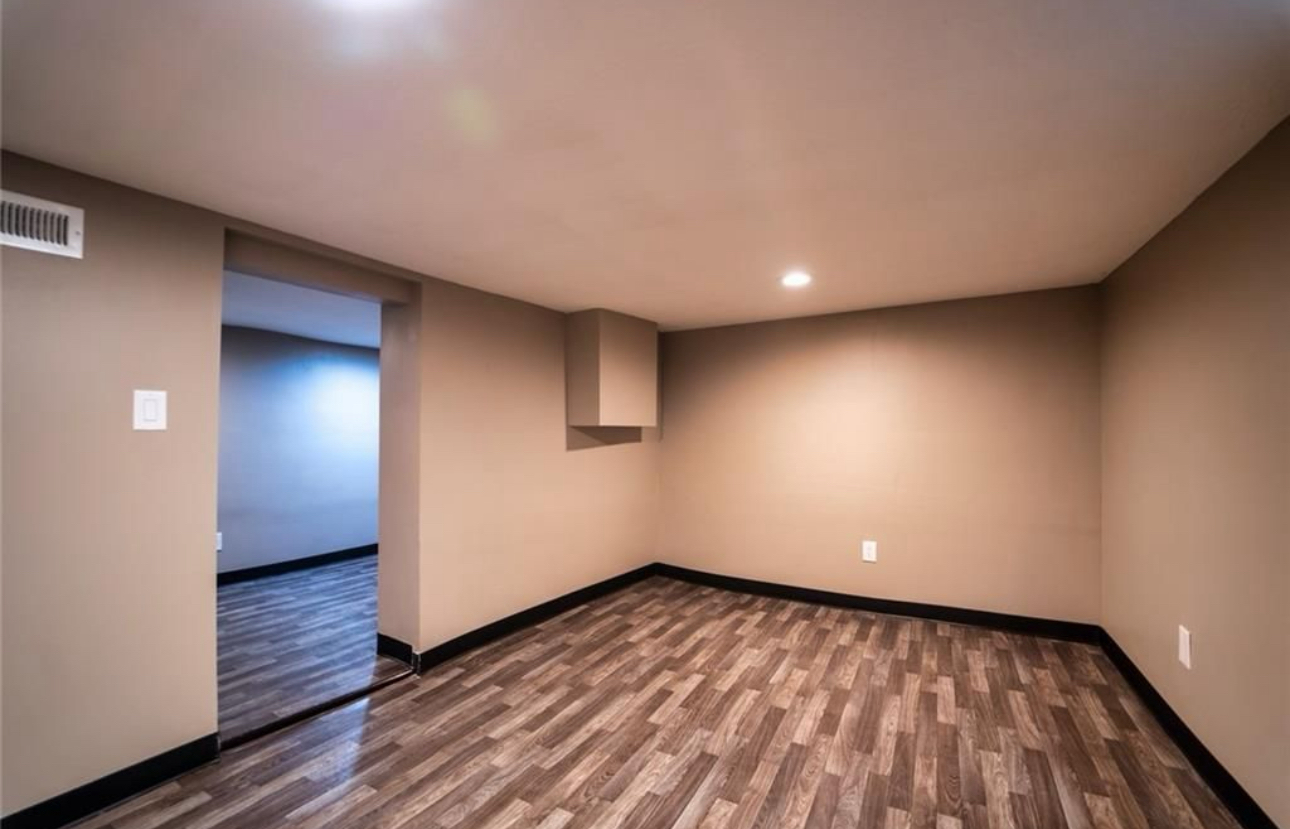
[566,426,643,451]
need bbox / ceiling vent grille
[1,190,84,258]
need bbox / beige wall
[659,287,1103,623]
[1,157,224,813]
[377,296,425,649]
[416,281,659,649]
[1101,121,1290,826]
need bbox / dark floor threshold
[216,544,377,586]
[219,666,414,751]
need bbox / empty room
[0,2,1286,829]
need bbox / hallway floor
[216,554,408,740]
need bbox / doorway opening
[215,269,408,743]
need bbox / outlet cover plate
[1178,625,1192,669]
[133,390,167,431]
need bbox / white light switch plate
[133,390,167,431]
[1178,625,1192,669]
[862,540,878,563]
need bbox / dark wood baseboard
[216,544,377,585]
[411,564,659,673]
[0,734,218,829]
[654,563,1102,643]
[1099,631,1279,829]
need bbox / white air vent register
[1,190,84,258]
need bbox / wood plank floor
[217,554,408,740]
[91,576,1236,829]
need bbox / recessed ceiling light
[781,269,812,289]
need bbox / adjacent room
[1,2,1287,829]
[216,271,407,742]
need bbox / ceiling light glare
[781,269,812,288]
[327,0,415,12]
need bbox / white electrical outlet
[1178,625,1192,669]
[216,532,223,552]
[862,540,878,563]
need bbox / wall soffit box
[565,308,658,428]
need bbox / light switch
[133,390,167,431]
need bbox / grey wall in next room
[217,325,380,573]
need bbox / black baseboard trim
[376,632,421,672]
[413,564,659,673]
[0,733,218,829]
[216,544,377,585]
[654,563,1102,644]
[1099,631,1278,829]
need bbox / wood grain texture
[91,577,1236,829]
[217,554,407,739]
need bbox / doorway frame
[215,230,424,739]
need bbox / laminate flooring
[93,576,1237,828]
[217,555,408,740]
